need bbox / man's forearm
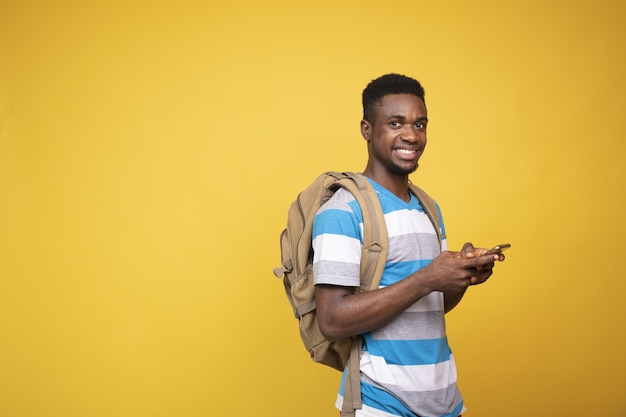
[316,271,435,341]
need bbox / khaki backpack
[273,171,442,416]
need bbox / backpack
[272,171,443,416]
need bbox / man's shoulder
[317,187,359,215]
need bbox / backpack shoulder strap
[408,183,445,248]
[334,173,388,293]
[334,173,387,416]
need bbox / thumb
[461,242,476,258]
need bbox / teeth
[396,149,416,154]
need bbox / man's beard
[389,161,419,176]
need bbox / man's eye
[390,121,401,128]
[415,122,425,129]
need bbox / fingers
[466,255,497,285]
[469,254,499,268]
[461,242,476,258]
[432,249,502,290]
[469,268,493,285]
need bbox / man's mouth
[394,148,420,159]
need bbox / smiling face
[361,93,428,181]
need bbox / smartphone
[482,243,511,256]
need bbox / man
[312,74,505,417]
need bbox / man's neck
[362,168,411,203]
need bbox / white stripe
[359,351,396,384]
[360,352,458,392]
[312,233,361,264]
[405,291,444,313]
[385,209,436,238]
[357,404,403,417]
[390,355,458,392]
[336,395,402,417]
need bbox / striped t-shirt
[312,178,465,417]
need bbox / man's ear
[360,119,371,141]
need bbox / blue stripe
[368,176,447,239]
[435,203,446,237]
[312,208,361,240]
[346,198,363,219]
[381,259,433,286]
[365,337,452,365]
[367,179,424,214]
[360,380,417,417]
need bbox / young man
[312,74,505,417]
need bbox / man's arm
[316,248,502,341]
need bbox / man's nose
[400,127,418,142]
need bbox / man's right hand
[420,244,503,293]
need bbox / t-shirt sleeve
[312,192,362,287]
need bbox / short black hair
[362,73,426,122]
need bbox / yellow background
[1,1,625,416]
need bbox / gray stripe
[318,188,356,213]
[389,233,440,262]
[362,373,463,416]
[313,260,359,286]
[372,311,446,340]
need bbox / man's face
[361,93,428,176]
